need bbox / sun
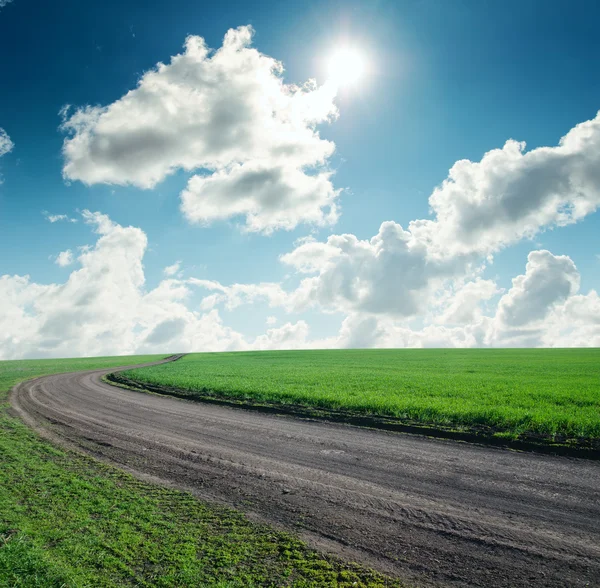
[326,47,367,87]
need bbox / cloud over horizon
[2,25,600,358]
[0,211,316,359]
[2,207,598,360]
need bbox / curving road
[10,359,600,587]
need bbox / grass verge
[119,349,600,455]
[1,355,398,587]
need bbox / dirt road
[11,360,600,587]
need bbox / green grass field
[0,355,394,587]
[122,349,600,447]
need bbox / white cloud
[55,250,74,267]
[420,112,600,256]
[163,261,182,277]
[435,278,500,325]
[0,128,13,157]
[280,221,476,317]
[325,250,596,350]
[496,250,580,327]
[61,26,340,233]
[189,278,290,311]
[132,109,600,350]
[266,316,277,326]
[319,313,489,350]
[43,211,78,223]
[195,245,598,350]
[6,68,600,354]
[542,291,600,347]
[181,162,339,233]
[335,314,386,349]
[252,320,310,350]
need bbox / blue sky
[1,0,600,358]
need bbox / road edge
[106,371,600,461]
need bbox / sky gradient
[1,0,600,358]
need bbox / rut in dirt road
[11,362,600,588]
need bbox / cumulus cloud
[419,112,600,255]
[281,221,476,317]
[335,314,386,349]
[322,312,489,350]
[0,0,13,8]
[468,250,600,348]
[144,317,187,345]
[435,278,500,325]
[193,243,598,350]
[0,128,13,157]
[252,320,310,350]
[181,162,339,233]
[542,291,600,347]
[2,210,598,357]
[55,249,74,267]
[7,60,600,354]
[323,250,596,350]
[60,26,340,233]
[496,250,580,327]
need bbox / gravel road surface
[10,359,600,587]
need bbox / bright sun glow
[326,47,367,87]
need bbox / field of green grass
[122,349,600,447]
[1,355,393,587]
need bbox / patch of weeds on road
[0,356,399,587]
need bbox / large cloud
[434,278,500,325]
[320,250,597,350]
[280,222,477,317]
[543,291,600,347]
[420,112,600,255]
[60,26,340,233]
[138,110,600,349]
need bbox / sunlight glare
[326,47,367,87]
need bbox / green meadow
[0,355,394,587]
[122,349,600,445]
